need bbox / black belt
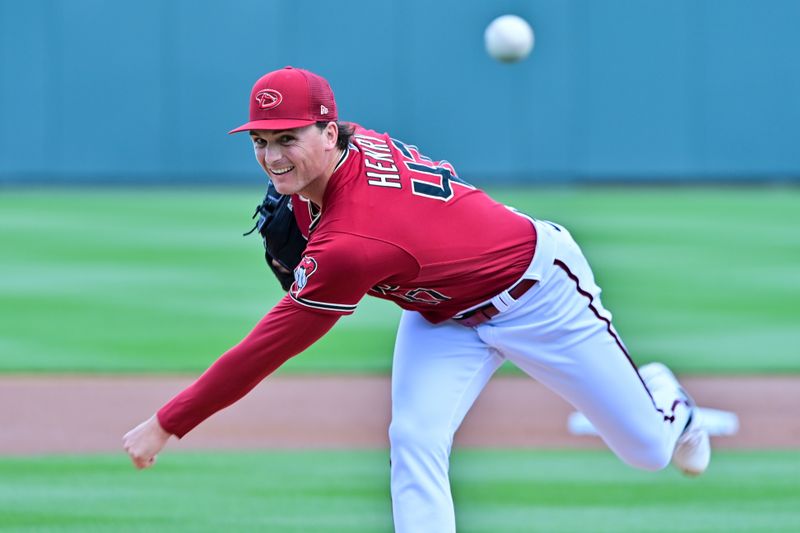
[452,279,537,327]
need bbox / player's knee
[388,419,430,449]
[389,418,451,457]
[617,434,672,471]
[623,449,671,471]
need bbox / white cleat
[672,411,711,476]
[638,362,711,476]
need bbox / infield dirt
[2,375,798,455]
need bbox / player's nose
[265,144,284,165]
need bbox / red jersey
[289,125,535,323]
[157,125,537,437]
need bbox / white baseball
[484,14,535,63]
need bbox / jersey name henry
[357,134,402,189]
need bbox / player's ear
[323,121,338,149]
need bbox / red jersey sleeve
[288,231,418,315]
[157,297,339,438]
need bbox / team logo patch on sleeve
[289,255,357,314]
[292,256,318,294]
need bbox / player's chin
[270,179,296,196]
[265,172,288,191]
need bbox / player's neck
[300,148,343,208]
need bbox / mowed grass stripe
[0,450,797,532]
[1,186,797,373]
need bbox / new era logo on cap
[229,66,338,134]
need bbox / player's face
[250,124,337,199]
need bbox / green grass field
[0,450,798,532]
[1,186,798,374]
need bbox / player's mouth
[270,166,294,176]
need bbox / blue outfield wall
[1,0,799,185]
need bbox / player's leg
[482,222,693,470]
[389,310,504,533]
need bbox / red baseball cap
[228,66,338,134]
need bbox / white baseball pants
[389,219,691,533]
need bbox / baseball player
[123,67,711,532]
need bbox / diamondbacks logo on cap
[255,89,283,110]
[292,256,318,294]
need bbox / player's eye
[279,135,294,145]
[252,137,266,147]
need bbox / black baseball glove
[244,181,307,291]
